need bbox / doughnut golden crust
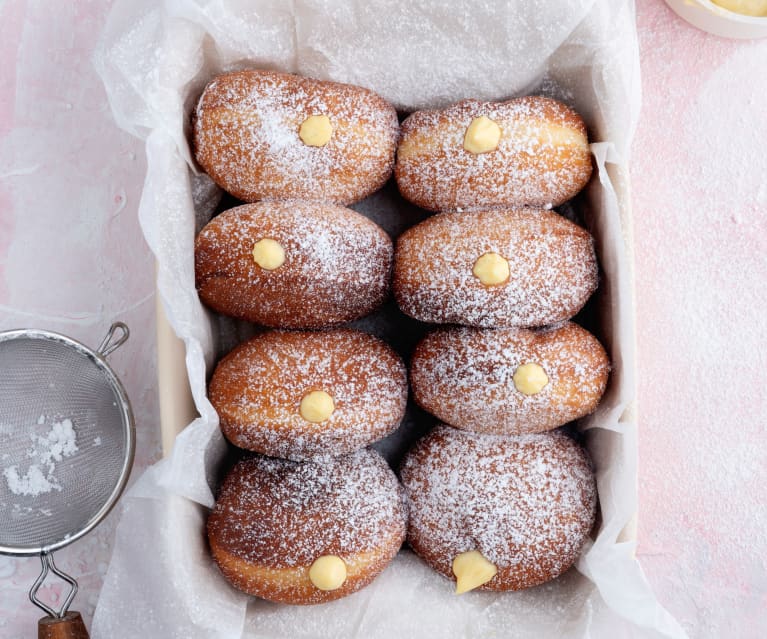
[193,70,399,204]
[395,96,592,211]
[195,201,393,328]
[400,427,596,592]
[207,449,407,604]
[393,208,597,328]
[410,323,609,435]
[209,329,408,461]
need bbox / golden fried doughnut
[410,323,609,435]
[209,329,408,461]
[195,201,392,328]
[400,426,596,592]
[393,208,597,328]
[193,70,399,204]
[208,449,407,604]
[395,96,592,211]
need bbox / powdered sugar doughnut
[400,426,596,593]
[209,329,408,461]
[410,323,609,435]
[393,208,597,328]
[208,449,407,604]
[195,201,392,328]
[395,96,592,211]
[193,70,399,205]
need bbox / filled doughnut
[395,96,592,211]
[208,449,407,604]
[209,329,408,461]
[393,208,597,328]
[410,323,609,435]
[193,70,399,205]
[400,426,596,593]
[195,201,392,328]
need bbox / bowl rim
[691,0,767,23]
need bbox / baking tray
[91,1,660,633]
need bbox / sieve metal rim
[0,326,136,557]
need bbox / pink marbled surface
[0,0,160,635]
[0,0,765,637]
[633,3,767,636]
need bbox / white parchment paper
[92,1,687,637]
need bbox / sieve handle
[30,555,89,637]
[30,554,79,619]
[37,611,89,639]
[97,322,130,358]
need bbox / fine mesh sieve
[0,322,135,637]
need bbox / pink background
[1,0,765,637]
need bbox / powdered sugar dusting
[632,36,767,636]
[2,417,79,497]
[210,330,408,461]
[208,449,406,569]
[411,323,609,435]
[395,96,591,212]
[193,70,399,205]
[195,201,393,328]
[394,208,597,328]
[400,426,596,591]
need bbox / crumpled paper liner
[91,1,686,637]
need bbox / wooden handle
[38,611,89,639]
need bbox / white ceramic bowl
[665,0,767,38]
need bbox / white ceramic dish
[665,0,767,38]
